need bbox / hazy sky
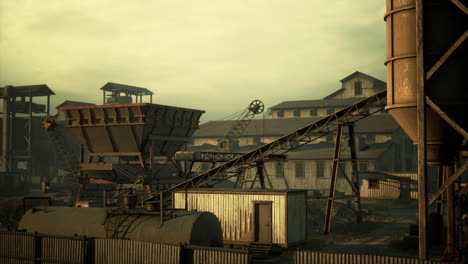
[0,0,387,122]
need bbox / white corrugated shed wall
[360,178,400,199]
[174,192,287,245]
[287,192,307,244]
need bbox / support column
[416,0,428,259]
[254,161,266,189]
[324,123,344,234]
[446,164,455,255]
[9,97,16,173]
[436,166,444,244]
[46,95,50,116]
[2,91,10,172]
[348,123,362,223]
[28,95,33,186]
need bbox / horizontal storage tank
[173,189,307,248]
[384,0,467,164]
[18,206,223,247]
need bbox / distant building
[189,71,418,196]
[267,71,386,119]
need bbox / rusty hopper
[384,0,467,165]
[60,103,204,184]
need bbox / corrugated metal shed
[360,172,417,199]
[173,189,307,247]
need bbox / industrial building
[0,0,467,261]
[189,72,418,197]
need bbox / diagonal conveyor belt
[148,90,387,202]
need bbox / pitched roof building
[189,71,417,196]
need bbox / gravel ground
[303,198,420,258]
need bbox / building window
[295,162,305,178]
[359,161,368,172]
[293,110,301,118]
[310,109,317,116]
[316,161,325,178]
[275,163,284,178]
[366,134,375,144]
[368,178,379,189]
[326,108,334,115]
[355,81,363,96]
[277,110,284,118]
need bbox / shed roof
[193,114,399,138]
[269,97,362,110]
[339,71,387,87]
[56,100,96,109]
[0,85,55,97]
[174,188,307,195]
[100,82,153,95]
[286,141,392,160]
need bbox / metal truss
[145,90,387,202]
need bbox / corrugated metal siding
[386,172,418,199]
[360,177,400,199]
[192,247,250,264]
[0,232,34,264]
[293,250,465,264]
[95,238,180,264]
[287,192,307,244]
[174,192,287,245]
[42,236,85,263]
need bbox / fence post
[33,232,42,264]
[83,236,94,264]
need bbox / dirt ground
[303,198,421,258]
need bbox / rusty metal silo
[384,0,467,165]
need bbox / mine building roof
[56,100,96,109]
[0,84,55,97]
[269,97,363,110]
[100,82,153,95]
[193,114,400,138]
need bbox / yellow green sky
[0,0,386,122]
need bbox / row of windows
[276,108,335,118]
[275,161,369,178]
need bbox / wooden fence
[292,249,466,264]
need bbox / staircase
[248,243,274,258]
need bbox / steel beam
[446,165,456,256]
[324,123,344,234]
[429,161,468,205]
[426,30,467,80]
[458,184,468,198]
[426,97,468,140]
[416,0,428,259]
[348,122,362,223]
[450,0,468,15]
[436,166,444,239]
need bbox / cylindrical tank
[384,0,467,165]
[18,206,223,247]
